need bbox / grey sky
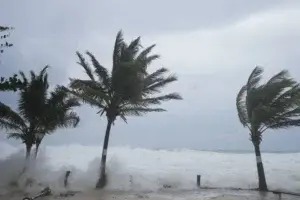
[1,0,300,151]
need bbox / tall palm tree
[0,66,80,169]
[236,66,300,191]
[67,30,182,188]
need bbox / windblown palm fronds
[236,66,300,191]
[67,30,182,188]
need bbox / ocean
[0,142,299,193]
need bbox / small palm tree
[0,66,80,169]
[34,85,80,158]
[67,30,182,188]
[236,66,300,191]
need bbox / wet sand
[1,189,299,200]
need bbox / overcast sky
[1,0,300,151]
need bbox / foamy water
[0,142,300,193]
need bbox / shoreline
[1,188,300,200]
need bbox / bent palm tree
[67,30,182,188]
[0,66,80,167]
[236,66,300,191]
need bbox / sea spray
[0,143,300,193]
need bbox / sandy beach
[1,189,299,200]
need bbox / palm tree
[0,66,80,169]
[67,30,182,188]
[236,66,300,191]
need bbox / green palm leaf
[0,102,26,130]
[237,66,300,136]
[76,51,95,81]
[86,51,110,88]
[112,30,124,73]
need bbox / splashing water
[0,142,300,194]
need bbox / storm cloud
[1,0,300,151]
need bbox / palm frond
[254,77,300,127]
[7,132,23,140]
[56,111,80,128]
[143,55,160,66]
[76,51,95,81]
[48,85,68,105]
[69,78,109,104]
[145,68,168,82]
[269,119,300,129]
[65,85,106,109]
[236,85,249,127]
[0,102,26,130]
[120,106,165,116]
[18,71,28,86]
[7,131,35,144]
[30,70,36,80]
[112,30,124,73]
[144,75,178,94]
[247,66,263,90]
[139,93,182,105]
[277,107,300,119]
[137,44,156,60]
[127,37,141,58]
[0,119,23,131]
[7,131,36,146]
[136,45,160,70]
[39,65,49,77]
[69,78,104,91]
[270,83,300,108]
[48,86,81,112]
[260,75,296,107]
[266,70,289,85]
[64,97,81,108]
[86,51,110,88]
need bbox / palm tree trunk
[95,118,113,188]
[34,140,41,159]
[25,144,32,169]
[20,144,32,176]
[253,143,268,191]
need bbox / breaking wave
[0,142,299,193]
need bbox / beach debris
[59,191,76,197]
[22,187,52,200]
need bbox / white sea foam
[0,142,299,193]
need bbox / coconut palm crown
[236,66,300,191]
